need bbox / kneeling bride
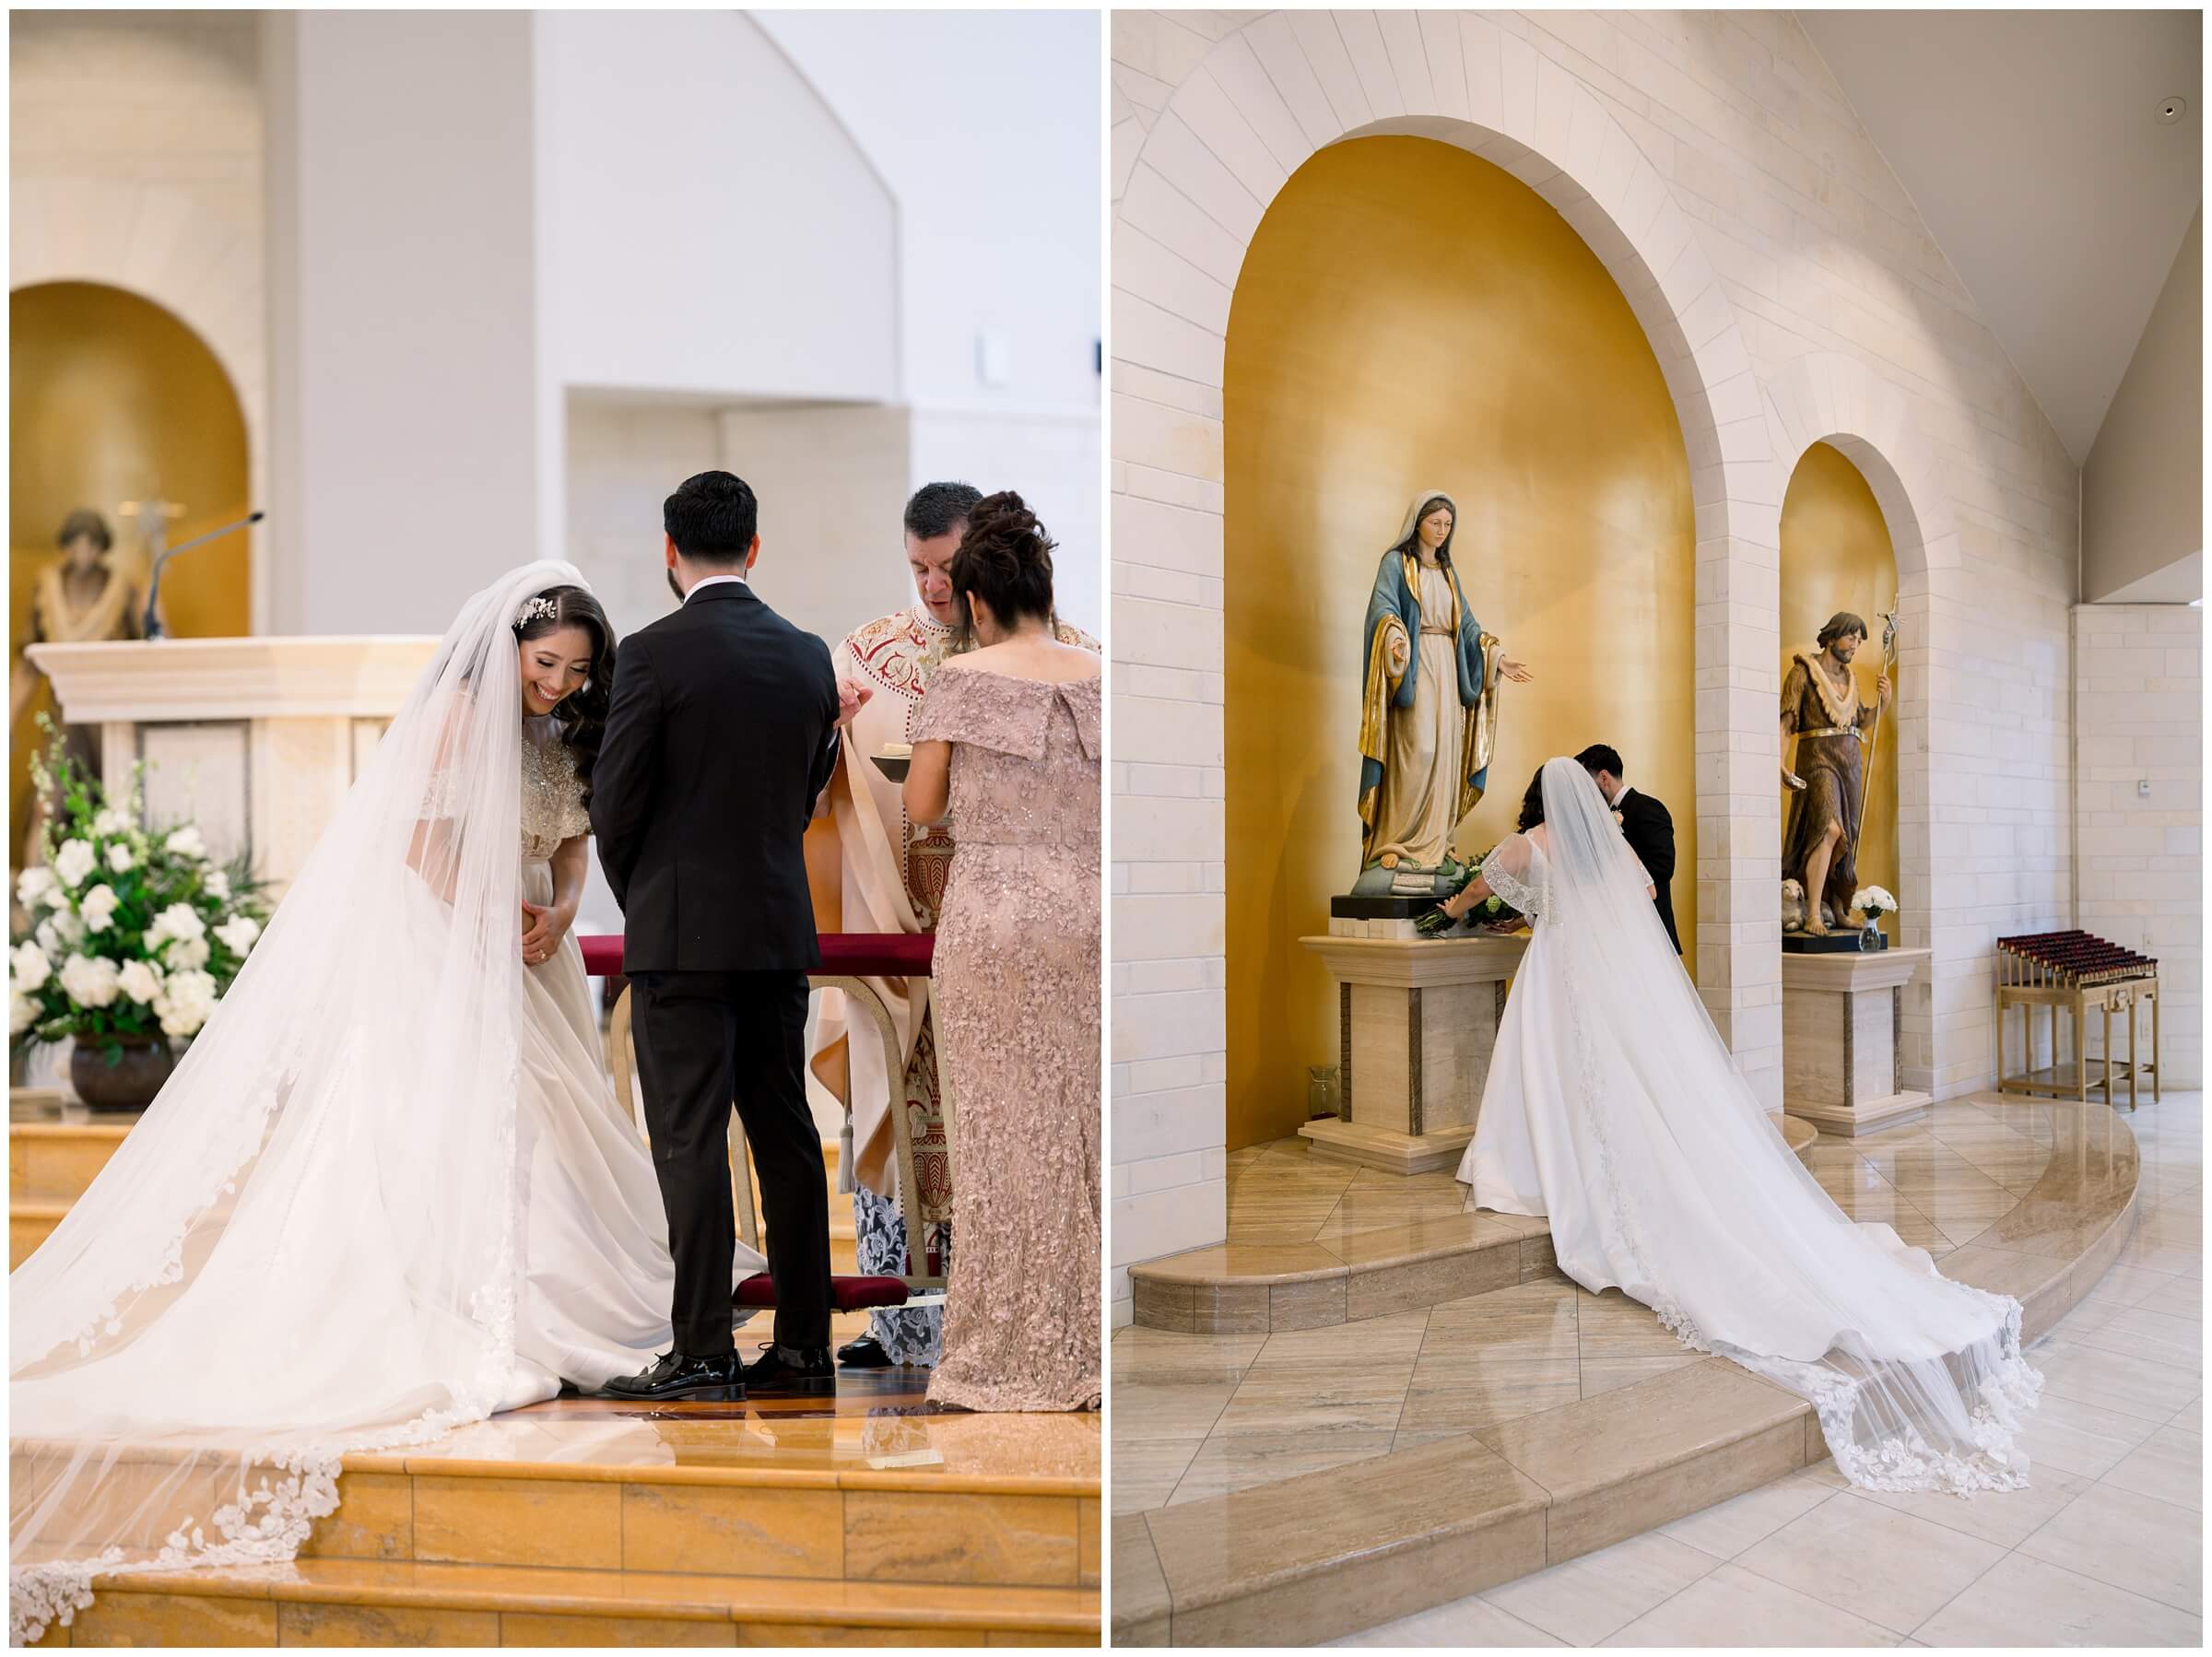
[9,559,844,1644]
[1441,758,2041,1496]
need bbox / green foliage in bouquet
[9,716,271,1064]
[1415,844,1526,939]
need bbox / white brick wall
[2072,605,2202,1088]
[12,11,271,629]
[1109,9,2082,1323]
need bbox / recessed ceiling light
[2154,95,2187,124]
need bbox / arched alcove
[1762,351,1959,1088]
[1223,135,1696,1149]
[10,280,252,854]
[1779,441,1900,923]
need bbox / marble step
[21,1415,1101,1602]
[1114,1106,2144,1646]
[296,1447,1101,1588]
[1131,1215,1559,1335]
[9,1117,132,1204]
[1133,1124,1824,1335]
[29,1559,1098,1647]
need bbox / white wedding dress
[1457,757,2041,1496]
[9,562,763,1645]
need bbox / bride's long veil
[1533,756,2040,1494]
[10,561,586,1642]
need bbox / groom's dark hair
[664,471,759,566]
[1576,744,1624,779]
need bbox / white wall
[2072,604,2202,1087]
[537,11,900,405]
[715,404,917,649]
[2084,209,2203,604]
[1107,8,2087,1323]
[757,10,1104,633]
[263,10,549,636]
[910,410,1105,635]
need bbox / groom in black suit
[592,470,868,1401]
[1577,744,1681,957]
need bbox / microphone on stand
[142,511,265,640]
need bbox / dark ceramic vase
[70,1033,174,1112]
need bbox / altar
[27,636,438,895]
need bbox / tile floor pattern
[1297,1091,2199,1649]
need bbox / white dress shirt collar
[684,573,749,603]
[1610,780,1631,809]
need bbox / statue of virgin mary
[1355,490,1531,891]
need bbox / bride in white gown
[1446,757,2041,1496]
[9,562,764,1644]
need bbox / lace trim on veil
[9,563,566,1647]
[12,1031,524,1649]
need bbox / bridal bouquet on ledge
[1415,844,1526,939]
[9,719,269,1099]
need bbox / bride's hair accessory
[515,593,560,629]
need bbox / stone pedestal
[1296,934,1527,1174]
[1782,946,1932,1137]
[29,636,438,899]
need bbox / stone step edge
[1113,1362,1806,1645]
[1129,1132,1823,1294]
[1130,1220,1536,1290]
[335,1458,1099,1497]
[1112,1170,2142,1643]
[71,1561,1099,1633]
[3,1432,1098,1499]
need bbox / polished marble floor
[1312,1090,2203,1648]
[370,1372,1106,1485]
[1114,1092,2150,1517]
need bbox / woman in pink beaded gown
[902,492,1101,1412]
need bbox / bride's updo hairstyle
[514,584,615,803]
[1517,764,1548,832]
[949,490,1056,648]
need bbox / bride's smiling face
[519,625,594,716]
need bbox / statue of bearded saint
[1354,490,1533,896]
[1780,609,1891,934]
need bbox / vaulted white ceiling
[1797,9,2202,465]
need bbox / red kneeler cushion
[578,934,934,981]
[737,1274,911,1312]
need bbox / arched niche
[1778,441,1900,924]
[1223,135,1695,1150]
[10,280,252,855]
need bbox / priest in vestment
[811,482,1100,1368]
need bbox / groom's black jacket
[1616,787,1682,956]
[591,581,840,973]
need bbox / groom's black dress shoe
[601,1350,747,1403]
[743,1343,838,1395]
[836,1334,893,1369]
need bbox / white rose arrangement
[1852,886,1899,926]
[10,719,270,1064]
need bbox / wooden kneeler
[582,933,950,1314]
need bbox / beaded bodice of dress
[519,723,590,861]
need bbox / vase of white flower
[10,719,269,1111]
[1851,885,1899,950]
